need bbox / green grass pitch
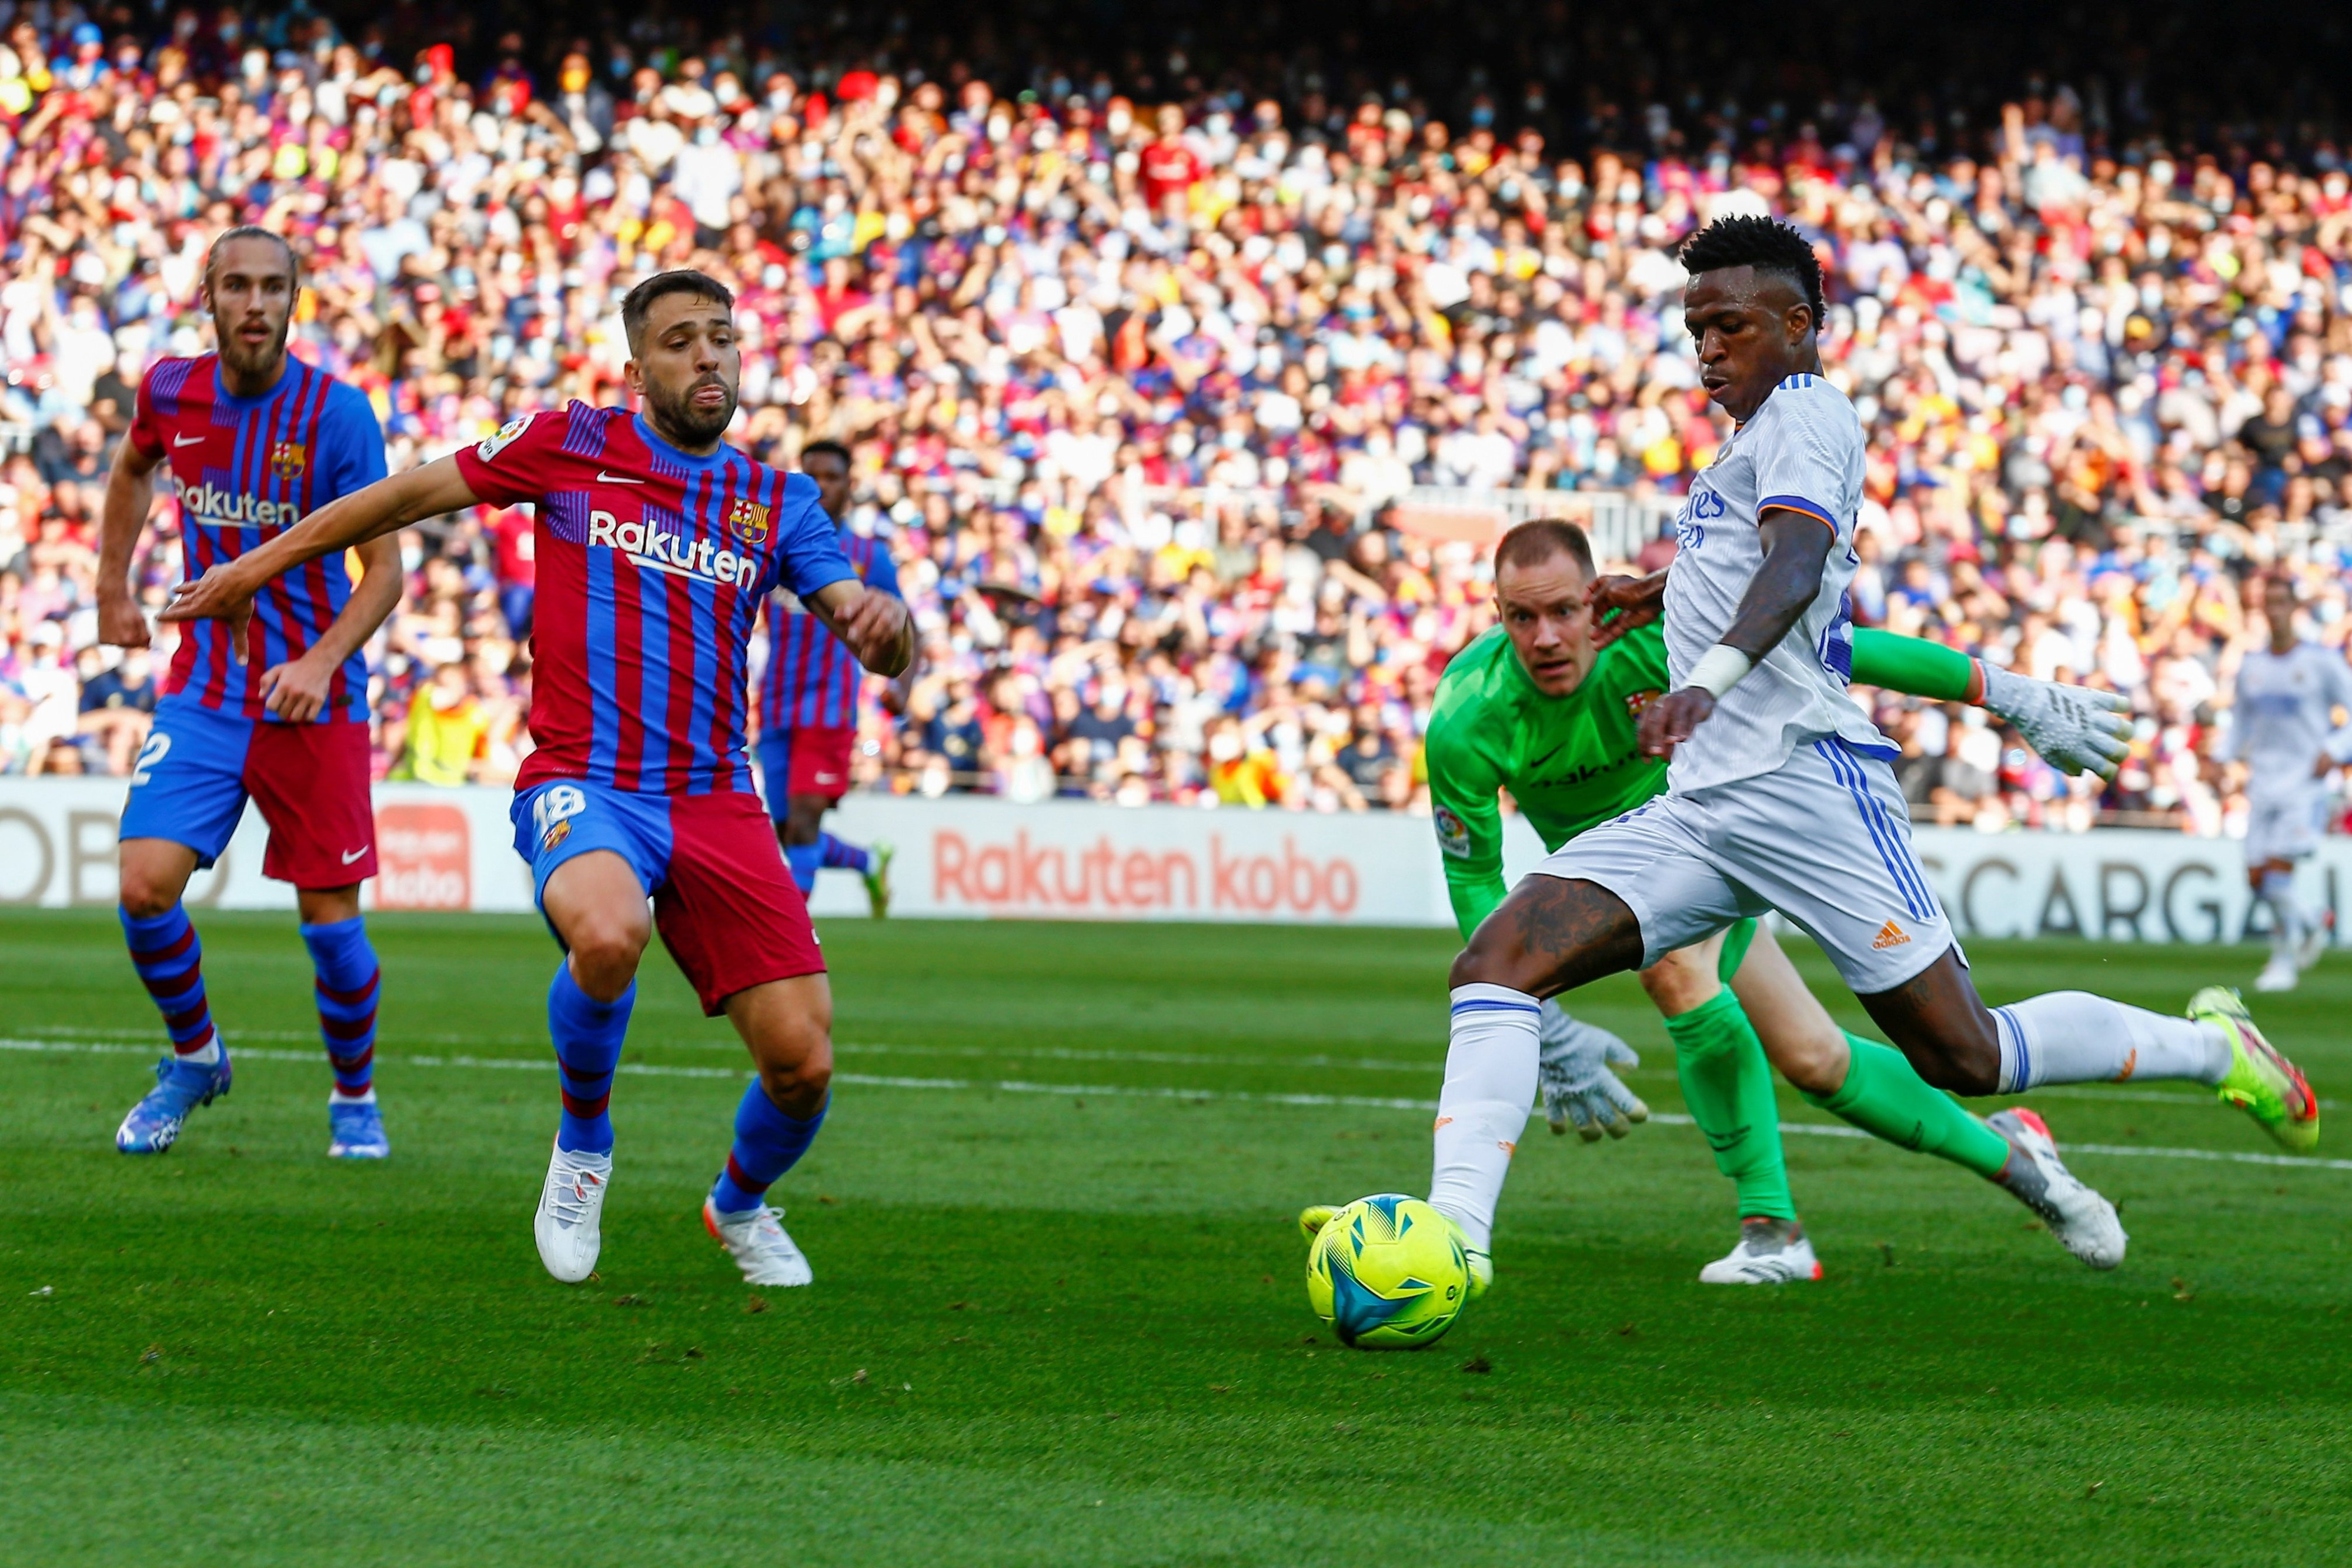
[3,908,2348,1566]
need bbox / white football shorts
[1536,735,1956,995]
[2245,777,2328,866]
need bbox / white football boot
[703,1198,814,1287]
[534,1142,612,1283]
[1699,1218,1822,1284]
[2254,951,2300,993]
[1986,1108,2126,1269]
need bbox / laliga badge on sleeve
[476,411,538,463]
[1434,805,1471,860]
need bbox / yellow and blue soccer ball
[1305,1194,1470,1349]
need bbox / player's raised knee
[116,870,178,920]
[115,849,189,920]
[566,917,647,999]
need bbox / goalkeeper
[1391,519,2130,1283]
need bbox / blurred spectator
[390,663,490,785]
[0,13,2348,847]
[75,644,155,775]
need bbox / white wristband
[1688,644,1754,698]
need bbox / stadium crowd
[5,5,2352,836]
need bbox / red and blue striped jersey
[759,526,901,733]
[131,354,387,723]
[453,402,855,796]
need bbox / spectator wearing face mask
[391,664,490,787]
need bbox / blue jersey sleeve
[317,382,389,504]
[770,474,857,600]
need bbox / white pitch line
[16,1025,2331,1111]
[9,1035,2348,1175]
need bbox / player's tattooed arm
[1586,569,1668,648]
[163,457,482,657]
[1638,510,1830,759]
[809,580,916,678]
[96,433,163,647]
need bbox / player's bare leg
[530,850,653,1283]
[1859,949,2316,1152]
[1729,927,2122,1267]
[1423,875,1643,1284]
[703,974,835,1286]
[114,838,232,1154]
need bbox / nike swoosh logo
[341,847,368,864]
[1526,742,1567,771]
[597,472,646,484]
[175,434,206,447]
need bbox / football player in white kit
[2217,575,2352,992]
[1421,215,2321,1292]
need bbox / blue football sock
[301,917,380,1099]
[548,964,633,1155]
[817,832,871,875]
[121,904,220,1064]
[783,842,822,894]
[709,1084,827,1214]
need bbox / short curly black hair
[1678,214,1826,335]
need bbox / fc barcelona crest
[1625,688,1662,717]
[728,498,771,544]
[269,442,307,479]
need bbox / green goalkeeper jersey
[1426,623,1970,939]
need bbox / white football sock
[1428,984,1541,1253]
[179,1028,221,1066]
[1992,992,2231,1091]
[2260,869,2305,957]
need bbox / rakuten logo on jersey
[587,509,758,587]
[172,476,299,531]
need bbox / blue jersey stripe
[584,546,620,788]
[637,534,677,794]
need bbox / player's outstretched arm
[808,580,916,678]
[258,533,406,723]
[96,434,163,648]
[161,457,481,654]
[1638,510,1830,759]
[1847,628,2132,780]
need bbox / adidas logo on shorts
[1872,920,1910,950]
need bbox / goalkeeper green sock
[1663,989,1796,1222]
[1801,1034,2011,1179]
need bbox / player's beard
[217,312,290,385]
[644,373,739,447]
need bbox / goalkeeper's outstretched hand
[1979,664,2133,781]
[1536,1000,1649,1142]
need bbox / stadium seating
[1,12,2346,838]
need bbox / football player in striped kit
[98,227,400,1161]
[164,270,914,1290]
[756,438,901,914]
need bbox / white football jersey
[2217,641,2352,794]
[1662,373,1888,793]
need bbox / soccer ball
[1305,1194,1470,1349]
